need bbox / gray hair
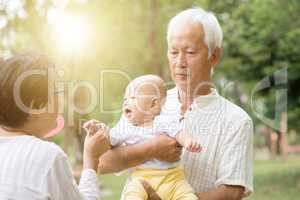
[167,7,223,58]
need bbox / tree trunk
[265,127,278,159]
[279,112,288,160]
[149,0,163,77]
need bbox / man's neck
[178,85,212,114]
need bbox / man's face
[167,21,212,94]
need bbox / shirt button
[179,116,184,122]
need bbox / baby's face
[122,84,154,125]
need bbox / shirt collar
[175,87,219,110]
[192,88,219,109]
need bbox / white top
[110,116,181,169]
[121,87,253,198]
[163,87,253,195]
[0,135,100,200]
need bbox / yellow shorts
[123,166,198,200]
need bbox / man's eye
[187,51,195,54]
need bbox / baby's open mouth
[124,107,133,117]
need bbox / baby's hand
[83,119,106,135]
[83,120,111,165]
[184,139,202,153]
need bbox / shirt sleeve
[45,151,100,200]
[109,116,129,146]
[215,119,254,196]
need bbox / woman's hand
[83,120,110,170]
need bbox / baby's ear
[151,97,159,108]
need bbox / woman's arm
[46,153,100,200]
[83,124,111,170]
[45,125,110,200]
[98,134,182,174]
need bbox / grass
[99,173,127,200]
[248,156,300,200]
[99,156,300,200]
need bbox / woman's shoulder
[13,135,67,161]
[29,136,66,156]
[0,135,68,179]
[26,136,69,173]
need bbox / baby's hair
[129,74,166,100]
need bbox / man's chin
[176,82,188,90]
[175,74,188,82]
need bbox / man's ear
[209,47,222,67]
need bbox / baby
[85,75,200,200]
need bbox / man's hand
[83,120,110,170]
[149,134,182,163]
[198,185,244,200]
[140,180,162,200]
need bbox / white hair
[167,7,223,58]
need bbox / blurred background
[0,0,299,199]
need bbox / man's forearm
[98,141,154,174]
[198,185,244,200]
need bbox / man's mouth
[175,73,188,79]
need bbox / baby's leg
[123,178,148,200]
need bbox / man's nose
[176,53,187,68]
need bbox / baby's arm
[175,130,202,153]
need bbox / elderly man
[99,7,253,200]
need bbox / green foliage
[0,0,299,132]
[219,0,300,133]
